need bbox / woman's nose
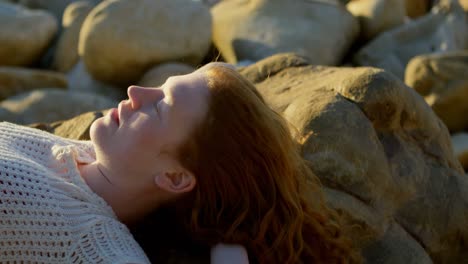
[127,85,163,109]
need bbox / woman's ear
[154,169,196,194]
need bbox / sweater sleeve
[69,216,150,264]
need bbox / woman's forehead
[160,74,209,114]
[166,72,208,95]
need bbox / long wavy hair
[164,64,361,263]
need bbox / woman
[133,63,361,263]
[0,62,359,263]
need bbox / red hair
[169,65,362,263]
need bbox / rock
[347,0,406,41]
[460,0,468,10]
[192,0,222,7]
[354,0,468,80]
[67,60,123,100]
[451,133,468,170]
[16,0,100,21]
[211,0,359,65]
[0,88,117,124]
[0,67,67,100]
[405,0,431,18]
[321,187,389,249]
[30,110,105,140]
[79,0,212,86]
[405,51,468,132]
[52,1,94,72]
[362,222,433,264]
[239,53,468,263]
[0,2,58,66]
[137,63,196,87]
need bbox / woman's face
[90,70,210,178]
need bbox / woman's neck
[78,162,161,225]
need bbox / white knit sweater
[0,122,150,263]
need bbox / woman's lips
[110,108,119,126]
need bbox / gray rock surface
[347,0,406,41]
[79,0,212,86]
[0,67,67,100]
[354,0,467,80]
[67,60,123,100]
[16,0,100,21]
[52,1,94,72]
[0,88,116,124]
[240,53,468,263]
[0,2,58,66]
[362,222,433,264]
[405,51,468,132]
[211,0,359,65]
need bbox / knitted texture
[0,122,150,263]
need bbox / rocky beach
[0,0,467,263]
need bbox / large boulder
[354,0,467,80]
[0,2,58,66]
[67,60,123,100]
[79,0,212,86]
[52,1,94,72]
[0,67,67,100]
[239,53,467,263]
[405,51,468,132]
[211,0,359,65]
[347,0,406,41]
[0,88,116,124]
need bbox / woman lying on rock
[0,63,360,263]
